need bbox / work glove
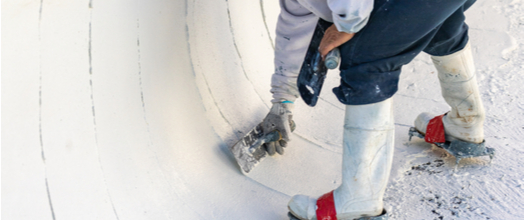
[261,102,295,155]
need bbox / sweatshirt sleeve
[328,0,374,33]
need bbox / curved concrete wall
[3,1,341,219]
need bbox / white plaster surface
[2,0,524,219]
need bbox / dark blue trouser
[333,0,476,105]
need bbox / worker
[260,0,486,219]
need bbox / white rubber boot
[415,42,485,143]
[288,98,394,220]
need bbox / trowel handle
[263,119,296,143]
[247,120,296,155]
[264,130,282,143]
[264,120,295,143]
[247,130,281,154]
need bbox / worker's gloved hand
[261,102,295,155]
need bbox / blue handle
[325,48,340,69]
[247,130,281,154]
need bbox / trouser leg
[333,0,476,105]
[420,0,484,143]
